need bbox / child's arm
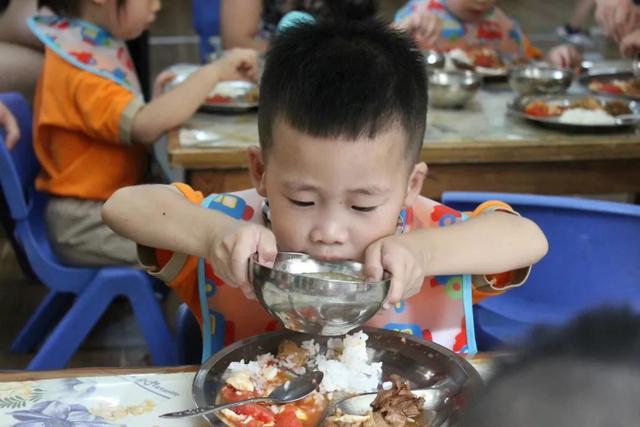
[130,48,258,144]
[102,184,276,298]
[365,211,548,306]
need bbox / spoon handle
[159,397,269,419]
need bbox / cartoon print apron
[195,193,477,362]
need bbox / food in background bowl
[448,46,506,76]
[523,96,631,125]
[205,81,260,105]
[588,77,640,98]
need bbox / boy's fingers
[257,231,277,268]
[229,238,252,290]
[363,243,384,282]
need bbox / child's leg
[45,197,138,267]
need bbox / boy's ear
[404,162,428,207]
[248,146,268,197]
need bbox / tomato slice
[234,403,276,424]
[275,407,304,427]
[220,385,255,403]
[207,94,232,104]
[598,83,624,95]
[524,101,550,117]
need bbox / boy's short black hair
[258,19,427,164]
[38,0,125,16]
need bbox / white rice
[313,331,382,394]
[224,331,382,395]
[558,108,616,125]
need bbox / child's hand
[152,70,177,98]
[208,222,277,299]
[364,234,426,309]
[547,44,582,68]
[0,101,19,149]
[211,48,260,82]
[395,6,442,47]
[620,28,640,57]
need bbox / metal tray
[578,70,640,101]
[507,94,640,132]
[167,64,259,113]
[192,328,483,426]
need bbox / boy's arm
[130,49,258,144]
[101,184,236,259]
[407,211,548,277]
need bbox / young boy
[31,0,258,266]
[103,19,547,358]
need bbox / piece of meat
[277,340,308,368]
[370,375,425,426]
[604,100,632,116]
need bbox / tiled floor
[0,0,623,370]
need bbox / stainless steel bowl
[428,69,482,108]
[509,65,574,96]
[423,49,445,70]
[250,252,390,336]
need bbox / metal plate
[200,80,259,114]
[578,70,640,101]
[192,328,483,426]
[507,94,640,132]
[167,64,259,113]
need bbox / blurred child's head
[461,308,640,427]
[38,0,160,39]
[446,0,497,23]
[251,19,428,262]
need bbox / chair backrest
[0,93,39,221]
[442,192,640,325]
[192,0,221,62]
[0,92,95,291]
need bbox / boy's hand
[620,28,640,57]
[210,48,260,82]
[547,44,582,68]
[208,222,277,299]
[152,71,177,98]
[364,234,427,309]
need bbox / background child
[32,0,258,266]
[395,0,583,68]
[102,18,547,357]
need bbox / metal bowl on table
[192,328,484,426]
[423,49,446,70]
[508,65,574,96]
[250,252,390,336]
[428,69,482,108]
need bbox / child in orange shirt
[395,0,582,68]
[31,0,258,266]
[102,19,548,358]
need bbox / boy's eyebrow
[347,186,390,196]
[283,182,389,196]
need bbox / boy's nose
[153,0,162,13]
[310,222,347,246]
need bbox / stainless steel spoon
[159,370,323,419]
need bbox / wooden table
[0,355,498,426]
[169,86,640,199]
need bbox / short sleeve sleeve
[69,67,144,145]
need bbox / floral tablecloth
[0,356,497,426]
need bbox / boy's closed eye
[288,198,314,207]
[352,205,378,212]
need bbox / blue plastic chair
[0,92,177,369]
[442,191,640,350]
[192,0,221,63]
[176,303,203,364]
